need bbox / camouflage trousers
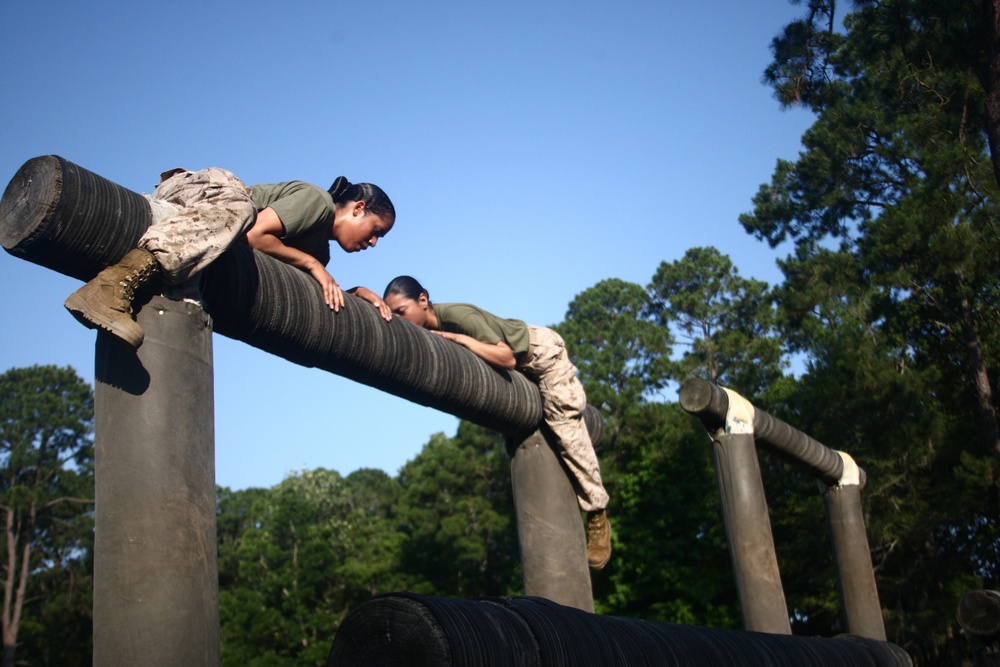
[138,167,257,286]
[520,325,610,513]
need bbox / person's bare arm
[347,286,392,321]
[432,331,517,370]
[246,207,344,311]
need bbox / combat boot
[586,509,612,570]
[64,248,161,349]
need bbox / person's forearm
[457,337,517,370]
[248,234,323,273]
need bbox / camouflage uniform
[520,325,609,513]
[432,302,610,513]
[138,167,257,285]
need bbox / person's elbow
[489,350,517,371]
[492,343,517,370]
[245,228,267,249]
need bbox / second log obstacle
[680,378,886,640]
[327,381,912,665]
[326,593,912,666]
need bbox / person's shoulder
[435,302,471,320]
[254,182,332,208]
[438,303,503,327]
[438,302,483,317]
[253,181,325,195]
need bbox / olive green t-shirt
[251,181,333,266]
[434,303,532,357]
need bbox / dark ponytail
[383,275,428,303]
[329,177,396,223]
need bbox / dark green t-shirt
[251,181,333,266]
[434,303,531,357]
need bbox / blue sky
[1,1,814,490]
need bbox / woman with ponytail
[382,275,613,571]
[65,167,396,348]
[247,175,395,315]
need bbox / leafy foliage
[395,422,520,598]
[217,468,408,667]
[741,1,1000,662]
[557,278,672,448]
[0,365,94,667]
[215,422,521,665]
[648,246,785,398]
[598,402,738,628]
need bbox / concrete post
[711,431,791,634]
[93,293,218,666]
[507,430,594,613]
[823,479,886,640]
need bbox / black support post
[507,430,594,612]
[711,431,791,634]
[822,470,886,640]
[93,294,218,666]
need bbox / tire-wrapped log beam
[680,377,851,486]
[326,593,913,666]
[0,155,603,440]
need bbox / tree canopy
[0,365,94,667]
[740,0,1000,661]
